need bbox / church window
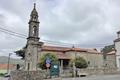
[32,26,37,36]
[28,63,30,70]
[34,15,37,19]
[28,53,31,56]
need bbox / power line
[0,25,27,37]
[0,29,26,39]
[0,24,74,46]
[0,25,113,47]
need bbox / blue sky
[0,0,120,57]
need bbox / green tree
[14,47,26,59]
[101,44,115,60]
[70,57,88,68]
[39,53,58,69]
[101,44,114,53]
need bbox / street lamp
[72,45,76,77]
[7,53,13,73]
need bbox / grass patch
[0,70,7,77]
[0,70,7,73]
[0,73,5,77]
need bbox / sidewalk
[44,77,62,80]
[44,75,120,80]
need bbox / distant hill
[0,56,24,64]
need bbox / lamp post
[72,45,76,77]
[7,53,12,73]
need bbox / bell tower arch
[28,3,39,39]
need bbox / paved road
[62,75,120,80]
[1,75,120,80]
[0,77,8,80]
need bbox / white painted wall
[115,41,120,68]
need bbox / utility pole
[7,53,12,73]
[72,45,76,77]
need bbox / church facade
[24,3,116,71]
[39,46,104,69]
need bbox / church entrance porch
[59,59,70,73]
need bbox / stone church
[24,3,116,72]
[9,3,117,80]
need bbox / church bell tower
[25,3,43,71]
[28,3,39,40]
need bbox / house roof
[41,45,101,59]
[117,31,120,34]
[41,45,100,54]
[106,51,116,55]
[41,46,69,52]
[114,38,120,42]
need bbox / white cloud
[0,0,120,56]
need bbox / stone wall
[55,68,120,77]
[40,50,104,69]
[105,54,116,68]
[77,68,120,75]
[10,70,45,80]
[65,51,104,68]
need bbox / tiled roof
[40,45,101,59]
[114,38,120,42]
[41,45,100,54]
[117,31,120,34]
[0,64,16,70]
[106,51,115,55]
[41,46,70,52]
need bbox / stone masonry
[10,3,44,80]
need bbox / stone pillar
[73,62,76,77]
[60,60,63,74]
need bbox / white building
[114,31,120,68]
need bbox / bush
[38,53,58,69]
[0,73,5,77]
[70,57,88,68]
